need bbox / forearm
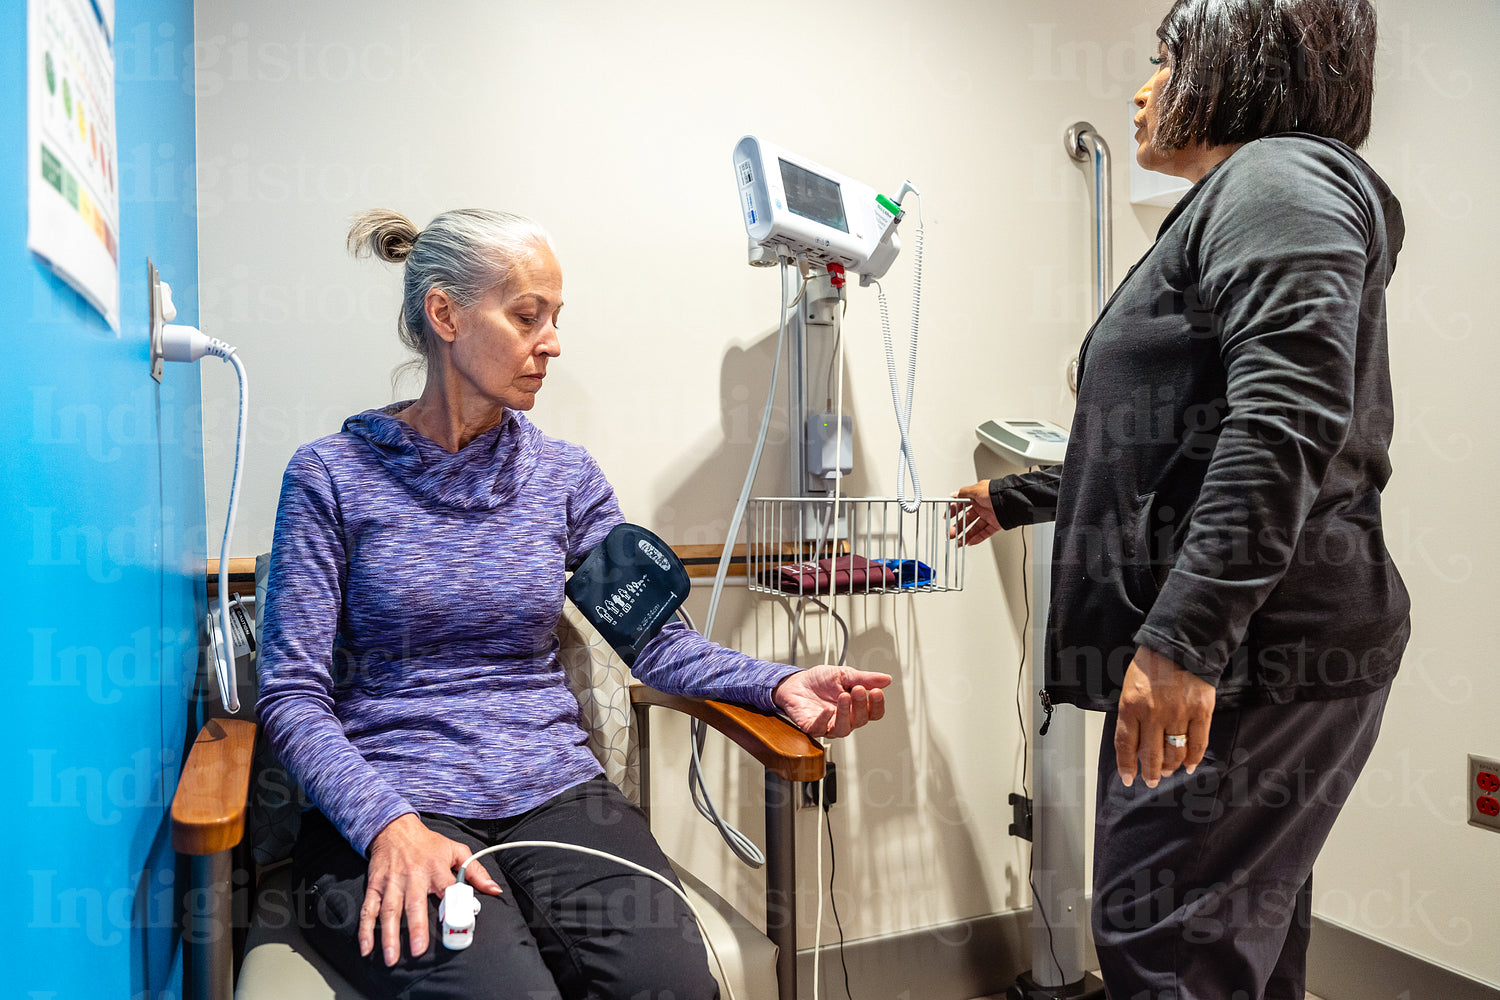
[1138,280,1358,681]
[258,446,415,854]
[260,693,415,855]
[989,467,1062,529]
[630,620,800,711]
[1136,425,1328,682]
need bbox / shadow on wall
[850,613,1010,915]
[649,323,877,547]
[652,323,1022,931]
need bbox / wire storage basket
[745,496,972,597]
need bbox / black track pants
[1092,685,1391,1000]
[292,776,720,1000]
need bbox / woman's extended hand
[773,665,891,738]
[360,813,505,966]
[949,480,1001,546]
[1114,646,1216,788]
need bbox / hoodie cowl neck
[342,402,542,511]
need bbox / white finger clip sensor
[439,883,481,950]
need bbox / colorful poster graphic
[28,0,120,332]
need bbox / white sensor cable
[813,278,852,1000]
[693,261,807,868]
[453,841,735,1000]
[161,321,248,714]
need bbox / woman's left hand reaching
[773,666,891,738]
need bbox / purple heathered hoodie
[257,403,798,855]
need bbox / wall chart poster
[27,0,120,332]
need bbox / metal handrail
[1064,121,1113,393]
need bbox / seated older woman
[257,208,890,1000]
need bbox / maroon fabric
[767,560,828,594]
[819,555,897,591]
[763,555,896,594]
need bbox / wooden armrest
[630,685,824,783]
[171,718,257,855]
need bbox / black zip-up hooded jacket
[991,134,1410,711]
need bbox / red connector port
[1477,770,1500,794]
[1479,796,1500,818]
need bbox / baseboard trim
[1306,917,1499,1000]
[795,906,1097,1000]
[795,910,1498,1000]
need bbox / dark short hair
[1152,0,1377,151]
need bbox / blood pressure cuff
[564,523,691,666]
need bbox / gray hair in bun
[348,208,554,375]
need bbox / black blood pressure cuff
[564,523,691,666]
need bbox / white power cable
[163,321,247,714]
[455,840,736,1000]
[215,350,248,714]
[815,280,851,1000]
[811,279,846,999]
[813,743,826,1000]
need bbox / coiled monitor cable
[875,193,924,513]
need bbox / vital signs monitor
[733,135,904,278]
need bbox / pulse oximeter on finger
[439,882,481,950]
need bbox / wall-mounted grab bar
[1064,121,1113,394]
[1066,121,1113,316]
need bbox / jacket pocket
[1121,491,1157,612]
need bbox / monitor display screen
[779,158,847,233]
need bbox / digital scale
[975,418,1069,466]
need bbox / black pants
[292,776,720,1000]
[1092,684,1390,1000]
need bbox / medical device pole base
[1006,969,1105,1000]
[1011,520,1093,996]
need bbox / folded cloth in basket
[877,559,934,588]
[764,555,898,594]
[768,560,827,593]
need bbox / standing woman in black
[952,1,1408,997]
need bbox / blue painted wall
[1,0,203,996]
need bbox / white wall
[195,0,1499,985]
[1310,1,1500,981]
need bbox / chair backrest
[555,605,641,805]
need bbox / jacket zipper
[1038,689,1054,736]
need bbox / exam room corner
[5,1,1498,998]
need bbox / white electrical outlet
[1468,754,1500,833]
[148,259,166,382]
